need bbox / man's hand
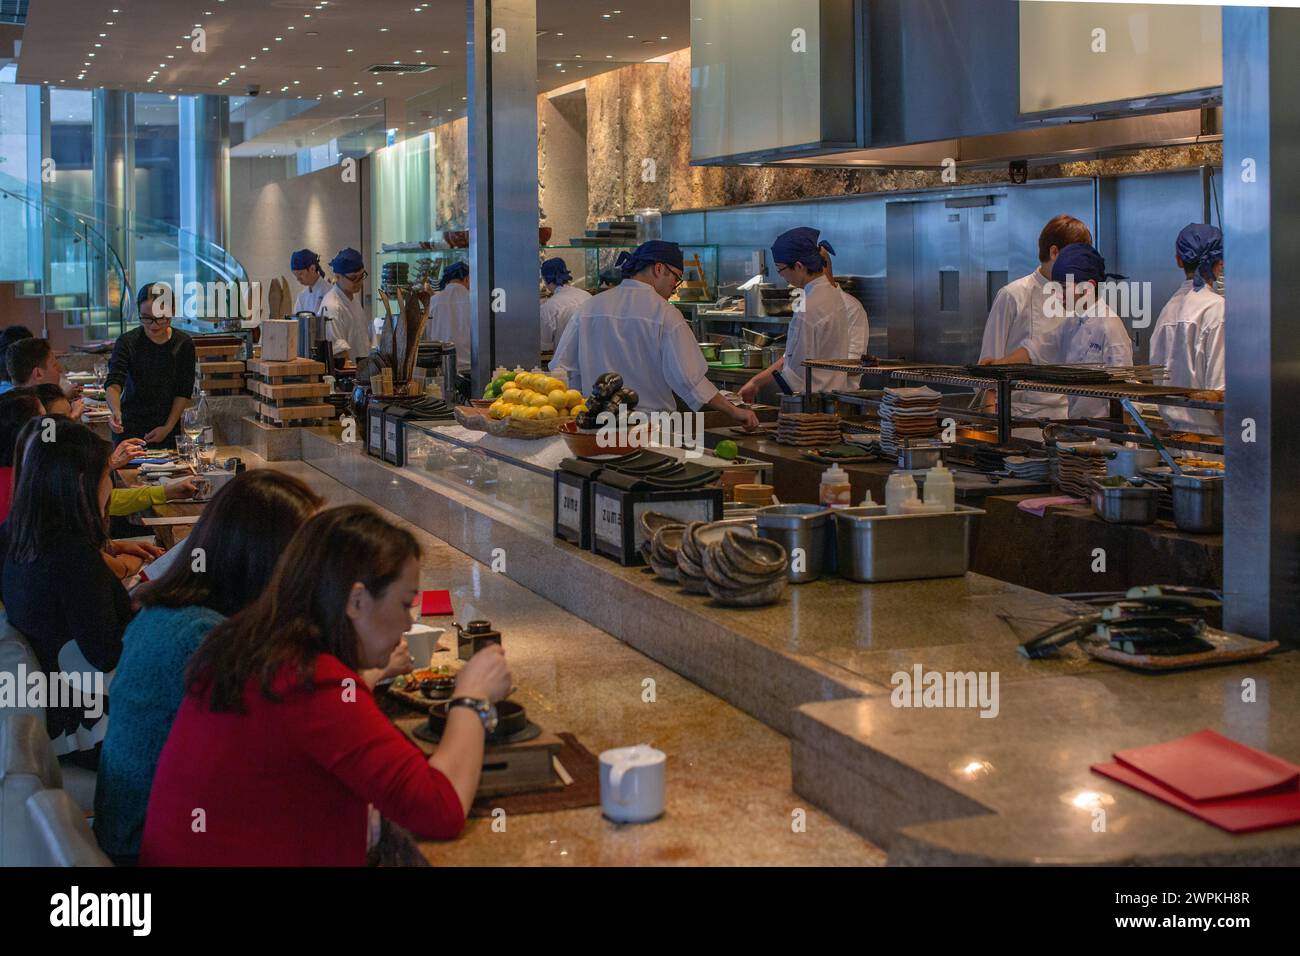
[65,382,85,400]
[738,380,760,404]
[143,425,171,445]
[69,399,86,421]
[164,476,203,501]
[730,405,760,430]
[979,356,997,366]
[108,413,124,434]
[112,539,165,562]
[109,438,147,470]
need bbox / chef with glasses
[318,247,373,369]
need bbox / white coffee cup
[599,745,666,824]
[404,624,445,669]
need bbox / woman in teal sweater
[94,469,324,864]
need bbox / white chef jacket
[1023,301,1134,419]
[318,285,372,362]
[778,275,849,394]
[980,269,1069,419]
[841,288,869,360]
[548,279,719,413]
[1148,279,1225,435]
[427,282,472,371]
[292,276,332,316]
[540,284,591,351]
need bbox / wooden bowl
[557,420,644,457]
[539,226,553,245]
[443,230,470,248]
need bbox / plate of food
[386,665,458,710]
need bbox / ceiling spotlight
[275,36,283,41]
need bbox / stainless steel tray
[832,504,984,583]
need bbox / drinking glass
[197,442,218,472]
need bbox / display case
[401,420,559,536]
[375,247,471,294]
[541,244,719,301]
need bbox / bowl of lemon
[482,372,588,438]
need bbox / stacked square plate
[1002,455,1051,481]
[879,386,941,456]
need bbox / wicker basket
[453,405,574,441]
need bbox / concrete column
[179,95,230,259]
[92,88,134,296]
[467,0,540,390]
[1221,7,1300,643]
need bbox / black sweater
[1,528,133,753]
[105,327,196,439]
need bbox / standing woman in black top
[2,416,132,768]
[105,283,196,447]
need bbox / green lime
[715,439,739,460]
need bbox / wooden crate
[247,357,326,380]
[198,359,246,396]
[247,358,334,427]
[195,343,244,362]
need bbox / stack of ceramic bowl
[674,521,746,594]
[700,531,789,607]
[647,525,685,581]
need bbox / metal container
[743,286,766,318]
[1105,445,1161,478]
[698,342,720,362]
[741,347,766,368]
[761,345,784,366]
[780,394,805,415]
[832,505,984,583]
[1090,481,1160,525]
[756,504,833,583]
[1170,470,1224,533]
[719,348,744,366]
[295,310,328,360]
[897,443,944,471]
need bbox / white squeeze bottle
[885,471,919,515]
[923,463,956,512]
[819,463,852,508]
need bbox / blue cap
[771,227,830,272]
[439,261,469,290]
[1175,223,1224,291]
[615,240,684,278]
[290,248,320,271]
[1050,243,1125,285]
[329,247,365,276]
[541,257,572,286]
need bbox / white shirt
[1149,279,1225,435]
[540,284,590,351]
[1023,302,1134,419]
[292,276,331,316]
[779,275,850,394]
[319,285,372,361]
[548,279,719,413]
[980,269,1069,419]
[839,288,869,389]
[427,282,472,371]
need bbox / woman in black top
[105,283,196,447]
[2,416,132,768]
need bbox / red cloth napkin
[1092,730,1300,833]
[420,590,453,616]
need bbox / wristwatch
[447,697,498,734]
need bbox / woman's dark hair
[137,470,323,618]
[6,416,111,562]
[0,389,42,468]
[185,504,420,713]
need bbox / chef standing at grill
[739,227,849,401]
[427,262,472,373]
[549,240,757,427]
[539,257,590,352]
[317,247,372,368]
[1147,223,1225,437]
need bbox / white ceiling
[16,0,690,153]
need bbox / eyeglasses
[140,314,170,325]
[662,265,683,289]
[344,269,368,283]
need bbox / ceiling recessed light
[316,65,323,69]
[99,33,106,37]
[441,50,449,54]
[660,35,669,40]
[379,27,389,32]
[262,46,269,51]
[94,43,102,47]
[275,36,283,41]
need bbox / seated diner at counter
[105,283,197,448]
[981,242,1134,420]
[139,505,513,866]
[548,240,758,429]
[739,227,850,403]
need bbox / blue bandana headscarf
[1051,243,1126,285]
[771,227,834,272]
[616,240,684,278]
[439,261,470,290]
[541,257,572,286]
[1176,223,1224,291]
[329,247,364,276]
[290,249,320,272]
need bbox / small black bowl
[426,699,527,739]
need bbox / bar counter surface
[283,426,1294,865]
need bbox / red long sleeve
[140,654,463,866]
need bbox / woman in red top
[139,505,512,866]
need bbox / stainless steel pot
[741,347,766,368]
[1170,470,1224,533]
[761,345,784,366]
[719,348,744,366]
[1090,480,1159,525]
[1105,445,1161,478]
[698,342,720,362]
[756,504,833,582]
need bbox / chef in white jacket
[820,244,870,388]
[982,243,1133,419]
[427,261,472,371]
[317,247,372,367]
[549,240,758,428]
[289,248,331,315]
[739,227,849,401]
[540,257,590,351]
[979,215,1093,421]
[1148,223,1225,436]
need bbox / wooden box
[260,319,300,362]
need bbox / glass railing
[0,172,129,338]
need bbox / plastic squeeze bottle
[819,463,852,508]
[923,464,956,512]
[885,471,919,515]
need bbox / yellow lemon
[570,402,588,416]
[501,388,522,404]
[510,404,530,420]
[528,392,550,408]
[522,406,541,420]
[564,389,584,407]
[536,404,558,420]
[547,389,568,409]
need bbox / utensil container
[1171,470,1224,533]
[832,505,983,582]
[756,504,833,582]
[1090,481,1160,525]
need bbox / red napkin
[1092,730,1300,833]
[420,589,453,616]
